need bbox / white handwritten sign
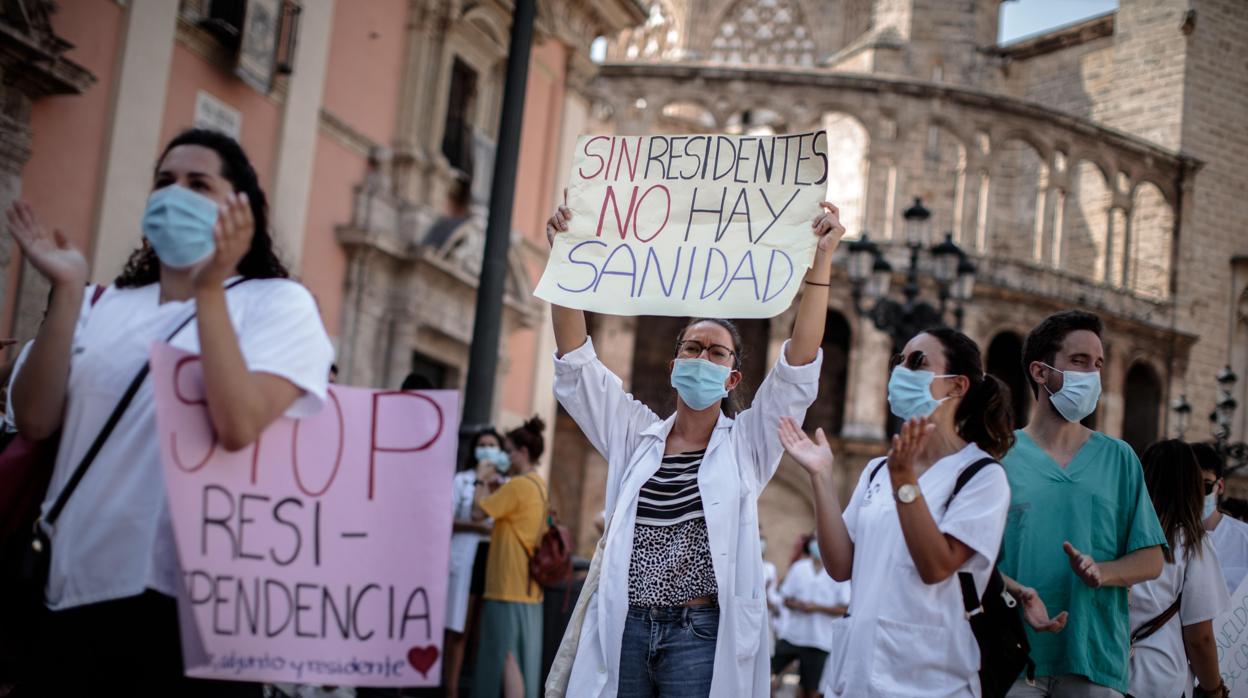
[1215,577,1248,691]
[534,132,830,318]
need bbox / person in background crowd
[401,372,434,391]
[770,534,848,698]
[1197,442,1248,595]
[782,327,1022,697]
[1222,497,1248,523]
[444,427,505,698]
[544,200,842,697]
[1128,440,1228,698]
[997,311,1165,698]
[472,416,549,698]
[6,128,333,696]
[761,533,781,657]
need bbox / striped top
[635,449,706,527]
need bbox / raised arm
[786,202,843,365]
[545,202,588,357]
[7,201,88,441]
[779,417,854,581]
[193,194,308,451]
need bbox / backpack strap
[944,457,1000,511]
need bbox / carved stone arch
[704,0,820,67]
[656,97,721,131]
[822,110,870,234]
[1126,181,1174,300]
[1065,159,1114,280]
[993,128,1052,165]
[1121,359,1165,456]
[460,5,509,53]
[987,136,1047,260]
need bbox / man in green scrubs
[997,310,1165,698]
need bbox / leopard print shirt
[627,517,718,606]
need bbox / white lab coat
[553,337,821,697]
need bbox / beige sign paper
[535,132,829,318]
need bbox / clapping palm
[6,201,87,287]
[778,416,834,477]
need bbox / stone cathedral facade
[545,0,1248,568]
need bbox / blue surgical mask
[671,358,731,411]
[1204,493,1219,520]
[887,366,954,421]
[141,185,218,268]
[1042,364,1102,423]
[475,446,511,474]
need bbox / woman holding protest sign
[1127,440,1229,698]
[779,327,1021,697]
[541,198,843,697]
[6,129,333,695]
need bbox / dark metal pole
[461,0,536,432]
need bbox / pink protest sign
[150,342,457,687]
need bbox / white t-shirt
[1208,513,1248,596]
[1128,535,1230,698]
[777,556,850,652]
[826,443,1009,698]
[23,279,333,610]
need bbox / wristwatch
[895,483,921,504]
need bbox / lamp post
[1175,366,1248,473]
[847,198,978,354]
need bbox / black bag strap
[1131,594,1182,645]
[945,457,1000,510]
[868,458,887,484]
[43,278,246,528]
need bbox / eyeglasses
[676,339,736,365]
[890,351,928,372]
[1205,480,1218,496]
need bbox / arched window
[1122,362,1163,456]
[803,311,851,436]
[986,332,1030,429]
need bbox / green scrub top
[998,430,1166,693]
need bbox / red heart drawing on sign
[407,645,440,676]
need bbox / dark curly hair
[115,129,289,287]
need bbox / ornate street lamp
[1177,366,1248,473]
[847,198,978,354]
[1172,394,1192,440]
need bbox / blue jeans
[617,604,719,697]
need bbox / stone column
[90,0,179,283]
[841,316,890,442]
[270,0,334,273]
[392,0,453,204]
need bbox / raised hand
[545,188,570,248]
[1014,584,1068,633]
[192,192,253,290]
[778,416,834,477]
[6,201,88,288]
[1063,541,1103,588]
[887,416,935,477]
[812,201,847,254]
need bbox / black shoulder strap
[868,458,887,484]
[958,571,980,614]
[944,457,1000,510]
[43,278,247,528]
